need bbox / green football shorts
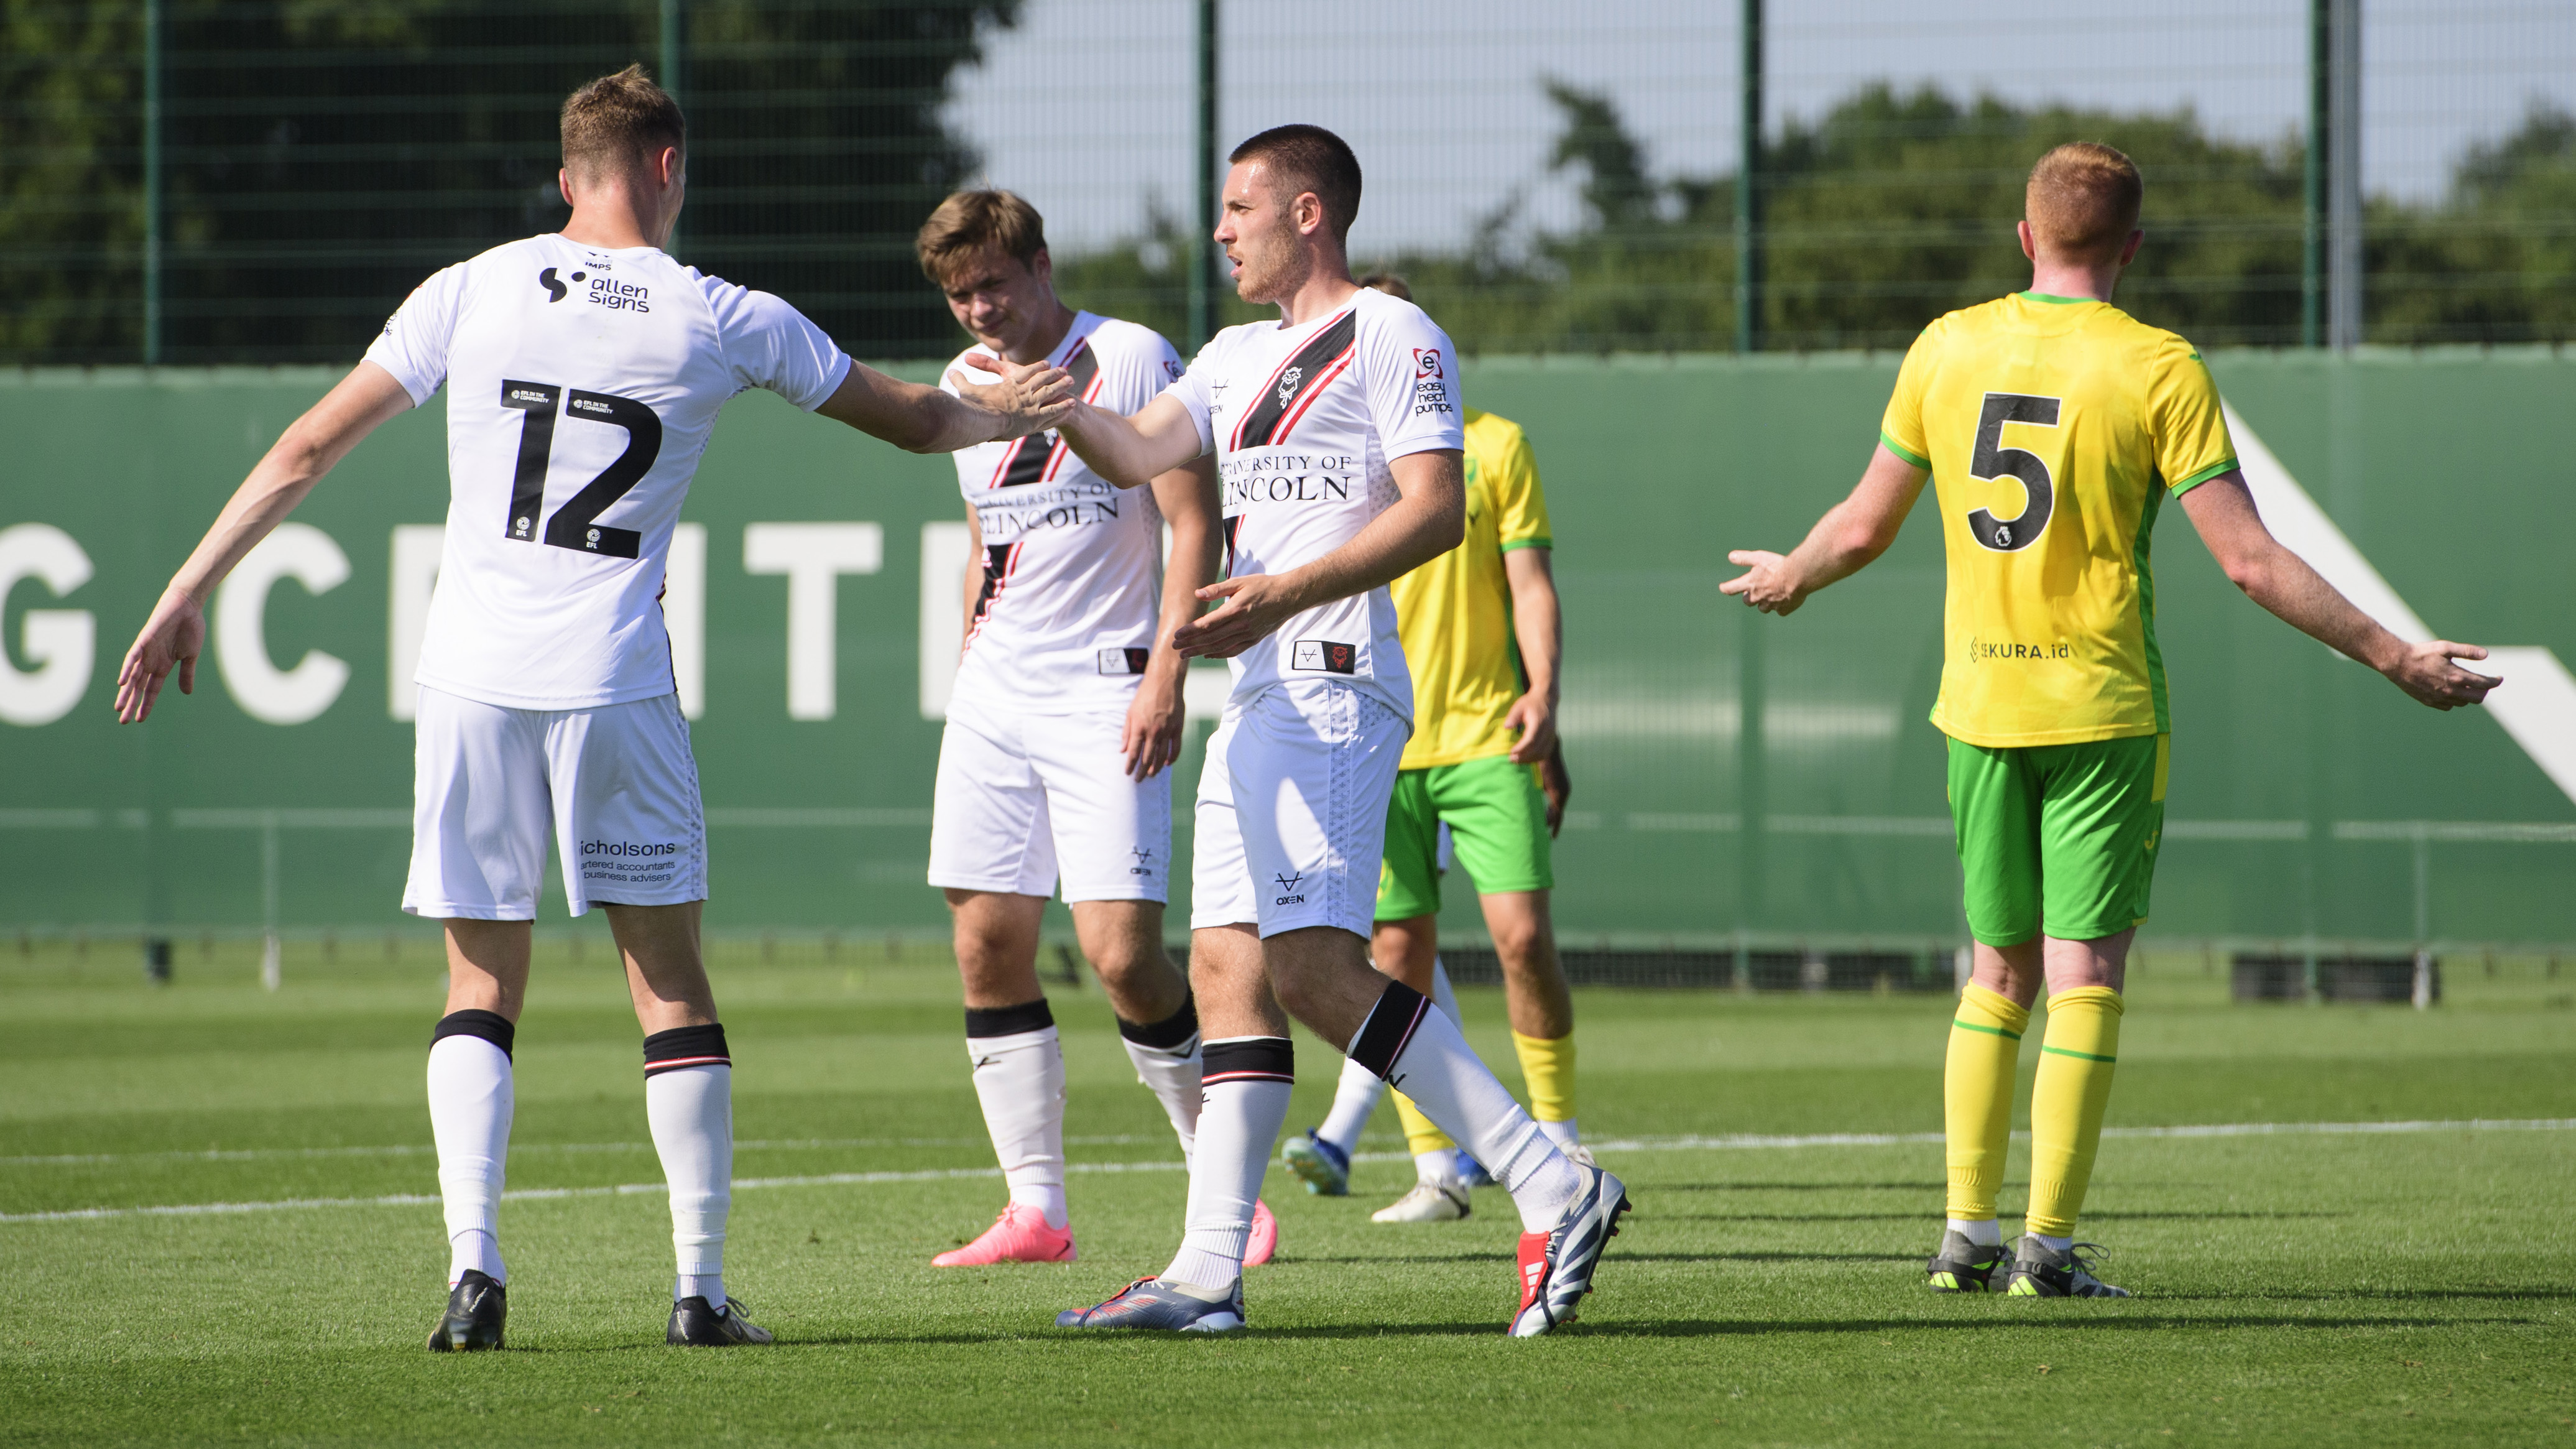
[1947,731,2167,947]
[1376,753,1554,922]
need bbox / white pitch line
[4,1118,2568,1226]
[0,1134,1181,1169]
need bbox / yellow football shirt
[1881,292,2237,748]
[1389,409,1553,769]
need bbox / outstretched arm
[2179,471,2498,710]
[114,361,415,723]
[1721,444,1928,616]
[815,358,1071,455]
[1046,392,1209,489]
[1173,448,1464,659]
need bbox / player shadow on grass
[1184,1311,2540,1341]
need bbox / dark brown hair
[561,65,685,180]
[1229,124,1362,244]
[1355,272,1411,302]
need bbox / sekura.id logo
[1273,871,1306,906]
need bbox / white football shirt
[939,313,1184,715]
[366,233,852,710]
[1165,284,1466,720]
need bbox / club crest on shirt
[1291,639,1358,675]
[1276,366,1303,407]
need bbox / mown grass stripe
[7,1118,2570,1226]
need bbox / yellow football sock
[2024,986,2124,1238]
[1392,1092,1455,1157]
[1510,1030,1577,1124]
[1944,981,2029,1223]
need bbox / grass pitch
[2,940,2572,1447]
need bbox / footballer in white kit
[113,68,1071,1353]
[908,190,1270,1270]
[1008,125,1627,1337]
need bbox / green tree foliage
[0,0,1017,364]
[1059,82,2575,357]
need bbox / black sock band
[964,998,1055,1039]
[1117,990,1199,1051]
[432,1009,516,1062]
[642,1024,731,1076]
[1347,979,1433,1081]
[1200,1035,1295,1085]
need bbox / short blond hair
[915,190,1048,285]
[560,65,684,181]
[2026,142,2143,264]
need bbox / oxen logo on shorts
[1290,639,1357,675]
[1273,871,1306,906]
[1132,847,1155,877]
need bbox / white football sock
[2031,1231,2074,1254]
[969,1024,1070,1228]
[1538,1116,1582,1150]
[1949,1217,2004,1248]
[646,1062,732,1307]
[1317,1055,1383,1157]
[1413,1149,1456,1185]
[1118,1027,1203,1168]
[1429,956,1461,1021]
[1162,1037,1291,1290]
[1363,1003,1581,1233]
[427,1032,513,1287]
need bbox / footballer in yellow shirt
[1722,144,2497,1300]
[1276,279,1590,1223]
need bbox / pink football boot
[931,1203,1079,1267]
[1244,1198,1278,1267]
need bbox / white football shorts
[402,684,707,920]
[926,695,1173,904]
[1192,680,1408,939]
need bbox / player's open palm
[949,353,1075,440]
[2384,640,2500,711]
[114,590,205,723]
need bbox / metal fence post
[1188,0,1218,353]
[1734,0,1763,354]
[2326,0,2362,350]
[261,810,281,991]
[661,0,685,255]
[142,0,164,365]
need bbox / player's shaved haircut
[561,64,685,182]
[1230,124,1363,245]
[915,190,1049,284]
[2025,142,2143,266]
[1356,272,1412,302]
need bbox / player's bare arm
[821,356,1073,454]
[1173,447,1466,660]
[1042,390,1208,489]
[2178,470,2498,709]
[1720,444,1930,617]
[1124,456,1220,779]
[114,359,416,723]
[1500,545,1561,764]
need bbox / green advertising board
[3,350,2571,950]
